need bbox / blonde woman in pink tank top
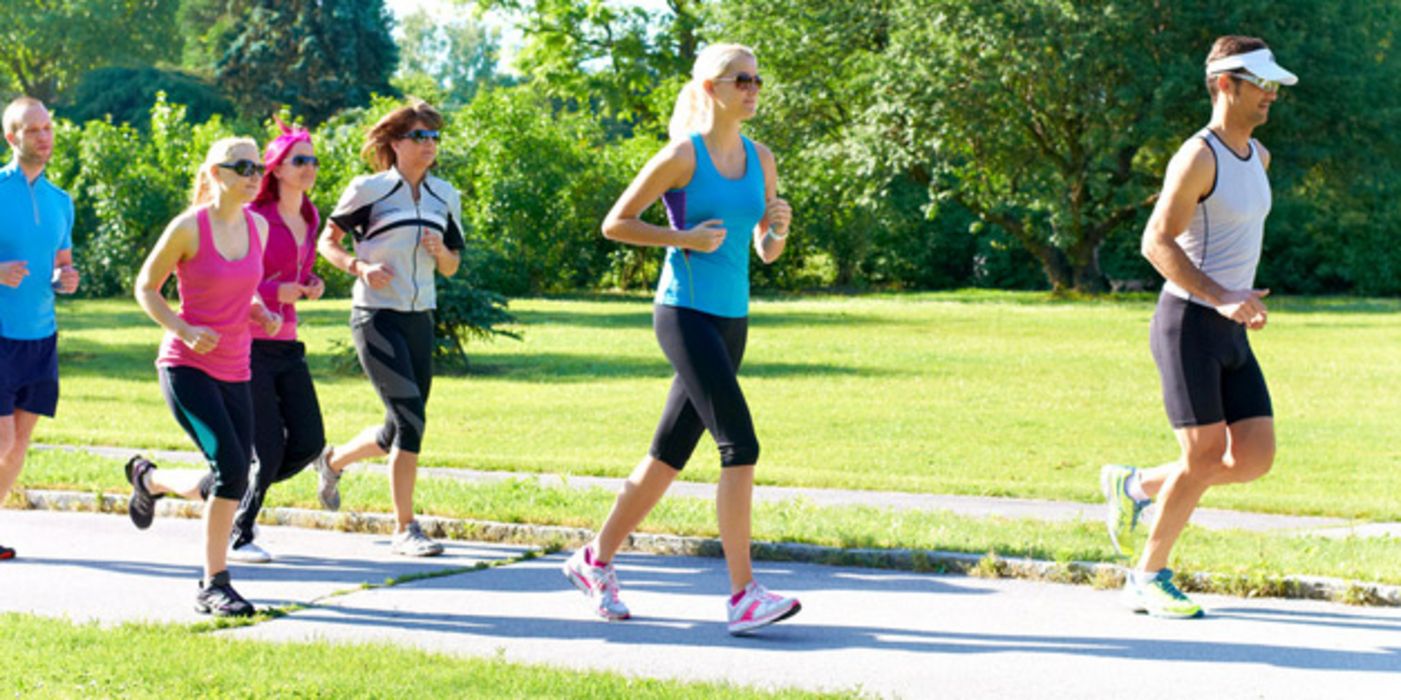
[129,136,281,618]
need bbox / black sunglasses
[288,154,320,167]
[402,129,441,144]
[218,160,267,177]
[715,72,765,91]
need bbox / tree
[397,8,500,107]
[216,0,399,124]
[480,0,705,128]
[60,66,233,129]
[0,0,181,103]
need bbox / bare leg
[1138,417,1275,571]
[594,456,679,561]
[716,465,756,594]
[389,447,418,531]
[148,469,212,500]
[203,495,238,579]
[0,411,41,505]
[328,425,386,474]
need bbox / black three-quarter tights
[648,304,759,470]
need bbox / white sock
[141,471,156,493]
[1131,568,1159,585]
[1126,471,1149,502]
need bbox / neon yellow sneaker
[1100,464,1150,558]
[1123,569,1203,619]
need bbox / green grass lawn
[0,613,854,699]
[37,293,1401,520]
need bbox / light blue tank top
[654,133,765,318]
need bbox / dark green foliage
[59,67,233,129]
[216,0,399,125]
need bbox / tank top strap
[243,207,263,260]
[689,132,714,179]
[195,207,214,261]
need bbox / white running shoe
[313,445,340,512]
[562,546,630,621]
[390,521,444,557]
[228,540,273,564]
[726,581,801,635]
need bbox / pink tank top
[156,207,264,382]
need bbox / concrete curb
[17,488,1400,608]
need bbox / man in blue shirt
[0,97,79,561]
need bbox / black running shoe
[124,456,163,530]
[0,544,14,561]
[195,571,255,617]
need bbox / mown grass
[0,613,857,699]
[17,450,1401,586]
[37,293,1401,520]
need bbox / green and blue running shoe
[1100,464,1151,559]
[1122,569,1203,619]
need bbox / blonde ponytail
[667,43,756,142]
[190,136,259,207]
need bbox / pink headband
[254,116,313,203]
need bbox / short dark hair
[1205,35,1270,99]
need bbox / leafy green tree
[0,0,181,103]
[481,0,704,128]
[216,0,399,124]
[397,9,500,107]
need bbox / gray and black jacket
[330,166,465,312]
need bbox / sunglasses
[715,72,764,92]
[218,160,267,177]
[1229,71,1280,93]
[288,154,319,168]
[402,129,441,144]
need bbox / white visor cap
[1205,48,1298,85]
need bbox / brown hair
[361,99,443,171]
[1205,35,1270,99]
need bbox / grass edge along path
[0,612,862,699]
[15,487,1401,609]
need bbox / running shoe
[1122,568,1203,619]
[228,540,273,564]
[561,546,630,621]
[390,521,443,557]
[124,455,163,530]
[1101,464,1151,559]
[0,544,14,561]
[313,445,340,512]
[726,581,801,635]
[195,571,256,617]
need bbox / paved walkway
[33,443,1377,534]
[1,509,1397,699]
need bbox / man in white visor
[1100,36,1297,618]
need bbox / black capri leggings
[232,340,327,547]
[159,365,254,501]
[649,304,758,470]
[351,307,434,454]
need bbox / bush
[59,66,233,130]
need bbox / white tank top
[1163,129,1272,306]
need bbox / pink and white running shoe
[562,546,631,621]
[726,581,801,635]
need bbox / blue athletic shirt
[654,133,766,318]
[0,159,74,340]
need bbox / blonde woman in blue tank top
[562,43,801,636]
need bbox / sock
[141,471,156,493]
[1130,569,1160,586]
[729,589,746,605]
[584,545,608,568]
[1125,471,1149,502]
